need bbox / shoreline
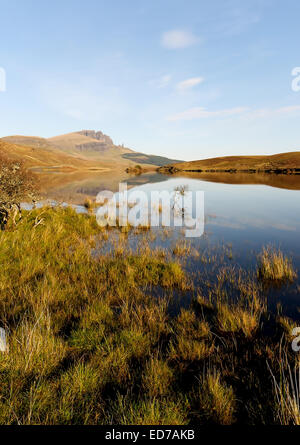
[158,166,300,175]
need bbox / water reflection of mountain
[38,169,300,204]
[125,172,169,187]
[167,171,300,190]
[37,170,169,203]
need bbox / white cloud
[245,105,300,120]
[161,30,199,49]
[159,74,171,88]
[176,77,204,91]
[167,105,300,122]
[277,105,300,114]
[167,106,248,121]
[150,74,172,88]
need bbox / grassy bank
[0,207,299,425]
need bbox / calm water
[124,174,300,255]
[37,171,300,319]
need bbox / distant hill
[2,135,57,151]
[122,152,182,167]
[159,152,300,174]
[2,130,181,168]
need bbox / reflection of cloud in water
[207,214,297,232]
[207,219,246,230]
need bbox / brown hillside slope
[2,135,59,152]
[2,133,132,164]
[2,131,181,168]
[160,152,300,173]
[48,131,180,166]
[0,140,109,172]
[48,131,133,160]
[0,135,155,170]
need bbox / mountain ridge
[1,130,182,169]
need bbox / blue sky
[0,0,300,160]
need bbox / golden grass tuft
[59,362,103,423]
[111,394,189,425]
[216,304,259,338]
[173,240,191,257]
[0,311,67,378]
[176,308,211,339]
[257,246,297,282]
[269,354,300,425]
[169,337,213,362]
[142,357,174,398]
[197,370,236,425]
[276,315,298,340]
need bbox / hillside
[2,135,58,151]
[160,152,300,173]
[48,131,133,159]
[0,140,109,172]
[2,130,181,168]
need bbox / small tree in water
[0,155,38,229]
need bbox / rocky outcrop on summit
[77,130,113,146]
[74,131,117,153]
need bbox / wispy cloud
[159,74,172,88]
[176,77,204,91]
[167,106,248,121]
[150,74,172,88]
[161,30,199,49]
[246,105,300,119]
[217,7,261,36]
[167,104,300,122]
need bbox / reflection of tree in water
[173,185,189,217]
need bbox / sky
[0,0,300,161]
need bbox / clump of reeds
[216,303,260,338]
[142,356,174,398]
[257,246,297,282]
[268,353,300,425]
[173,240,191,257]
[196,369,236,425]
[276,315,298,340]
[169,337,213,362]
[109,394,189,425]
